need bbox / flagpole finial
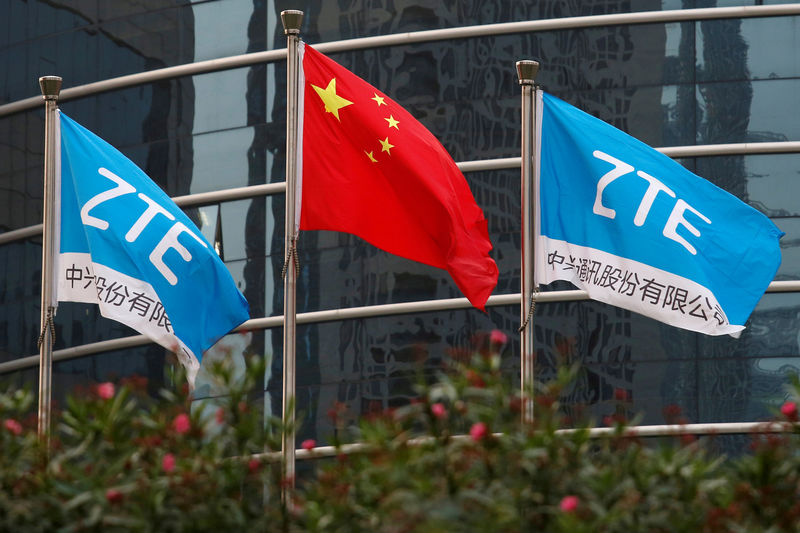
[39,76,62,101]
[516,60,539,86]
[281,10,303,35]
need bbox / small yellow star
[365,150,378,163]
[311,78,353,121]
[379,137,394,154]
[371,93,386,106]
[385,115,399,130]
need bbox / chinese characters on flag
[298,43,498,309]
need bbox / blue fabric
[539,92,783,329]
[59,111,249,360]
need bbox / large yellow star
[379,137,394,154]
[311,78,353,121]
[385,115,399,130]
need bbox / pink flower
[781,401,798,421]
[97,382,115,400]
[105,489,123,504]
[3,418,22,436]
[301,439,316,451]
[431,403,447,419]
[470,422,488,442]
[490,329,508,346]
[162,453,176,473]
[172,413,191,434]
[215,407,225,425]
[559,495,579,513]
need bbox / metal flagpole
[37,76,62,443]
[281,9,303,493]
[516,60,539,424]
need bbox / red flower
[301,439,316,451]
[431,403,447,419]
[465,370,485,388]
[781,401,798,421]
[248,458,261,473]
[613,388,628,401]
[559,495,579,513]
[470,422,488,442]
[105,489,123,504]
[215,407,225,425]
[3,418,22,436]
[162,453,176,473]
[97,382,115,400]
[172,413,191,434]
[490,329,508,346]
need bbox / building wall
[1,0,800,449]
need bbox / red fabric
[299,44,498,310]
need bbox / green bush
[1,336,799,532]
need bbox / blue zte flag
[534,92,784,336]
[55,111,249,383]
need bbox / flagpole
[37,76,62,443]
[516,60,539,424]
[281,9,303,494]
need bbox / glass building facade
[2,1,800,450]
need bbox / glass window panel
[696,79,800,144]
[223,257,277,321]
[98,8,194,79]
[689,154,800,217]
[698,16,800,82]
[192,0,256,61]
[698,354,800,423]
[220,197,274,263]
[0,240,42,361]
[748,78,800,142]
[191,127,254,193]
[0,167,42,232]
[192,69,250,134]
[193,204,219,247]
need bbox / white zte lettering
[125,193,176,243]
[80,168,136,229]
[663,199,711,255]
[80,167,208,285]
[592,151,711,255]
[592,150,633,219]
[633,171,675,227]
[149,222,208,286]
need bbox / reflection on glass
[698,16,800,82]
[194,204,220,250]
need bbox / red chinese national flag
[298,43,498,309]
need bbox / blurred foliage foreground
[2,334,800,532]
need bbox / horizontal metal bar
[3,278,799,375]
[659,141,800,158]
[317,4,800,55]
[2,4,799,118]
[4,140,800,247]
[0,49,287,117]
[458,157,521,172]
[254,420,799,463]
[171,182,286,207]
[0,224,43,246]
